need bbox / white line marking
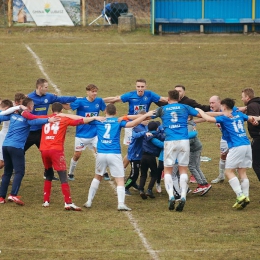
[109,181,160,260]
[24,44,61,95]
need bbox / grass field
[1,27,260,260]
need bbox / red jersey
[40,114,83,151]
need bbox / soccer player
[153,89,201,212]
[241,88,260,181]
[0,97,58,205]
[196,98,260,209]
[25,78,77,180]
[39,102,104,211]
[83,104,154,211]
[103,79,167,169]
[62,84,106,181]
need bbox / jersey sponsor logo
[35,107,47,111]
[134,105,146,114]
[85,112,98,117]
[44,99,48,103]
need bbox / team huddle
[0,78,260,212]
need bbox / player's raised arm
[196,108,216,123]
[125,110,154,128]
[103,96,121,104]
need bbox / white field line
[108,181,160,260]
[24,44,61,95]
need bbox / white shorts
[0,133,6,161]
[220,138,229,155]
[123,127,133,145]
[95,153,124,178]
[74,136,97,151]
[225,145,252,169]
[164,140,190,167]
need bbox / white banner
[19,0,74,26]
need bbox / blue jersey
[27,91,76,131]
[215,111,250,149]
[155,103,198,141]
[70,97,106,138]
[90,118,127,154]
[2,114,48,149]
[121,90,160,115]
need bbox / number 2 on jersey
[103,123,111,139]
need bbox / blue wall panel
[205,0,252,19]
[155,0,202,19]
[256,0,260,18]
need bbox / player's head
[220,98,235,111]
[136,79,146,97]
[52,102,63,113]
[209,95,221,112]
[241,88,254,105]
[86,84,98,101]
[36,78,48,96]
[148,121,158,131]
[22,97,34,112]
[14,92,26,105]
[105,103,116,116]
[0,99,13,110]
[168,89,179,101]
[174,85,185,100]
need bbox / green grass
[1,27,260,260]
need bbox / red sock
[43,180,52,202]
[61,183,72,204]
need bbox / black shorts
[24,130,42,152]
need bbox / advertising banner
[13,0,80,26]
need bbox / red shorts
[40,149,66,171]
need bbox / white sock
[228,177,243,197]
[87,178,100,203]
[117,186,125,205]
[180,174,188,199]
[164,174,174,199]
[240,178,249,197]
[68,158,78,175]
[219,159,225,178]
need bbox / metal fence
[86,0,150,26]
[0,0,7,27]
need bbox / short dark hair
[22,97,33,107]
[36,78,48,89]
[0,99,13,109]
[220,98,235,109]
[136,79,146,84]
[52,102,63,113]
[168,90,179,101]
[242,88,254,99]
[106,103,116,115]
[14,93,26,103]
[86,84,98,91]
[175,85,185,91]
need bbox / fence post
[151,0,155,35]
[8,0,12,27]
[252,0,255,31]
[82,0,86,26]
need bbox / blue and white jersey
[155,103,198,141]
[70,97,106,138]
[121,90,160,115]
[215,111,250,149]
[90,118,127,154]
[2,114,48,149]
[27,91,76,131]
